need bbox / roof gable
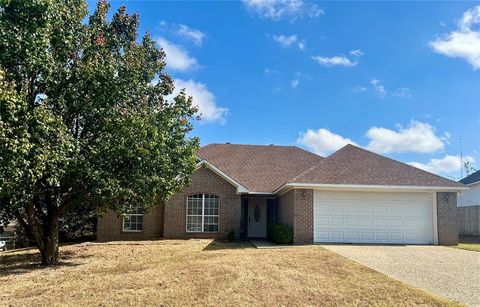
[288,144,464,189]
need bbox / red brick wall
[437,192,459,245]
[277,190,294,227]
[163,165,242,239]
[276,189,314,245]
[97,165,242,241]
[97,201,164,242]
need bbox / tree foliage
[0,0,200,264]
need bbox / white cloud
[156,38,199,71]
[430,5,480,70]
[352,85,368,92]
[354,79,412,98]
[264,67,279,75]
[409,155,475,174]
[370,78,387,97]
[243,0,323,21]
[311,49,362,67]
[308,4,324,18]
[273,34,297,47]
[311,55,357,67]
[172,79,228,124]
[297,128,358,156]
[298,39,307,50]
[290,79,299,88]
[393,87,412,98]
[350,49,364,57]
[366,121,445,154]
[176,24,205,46]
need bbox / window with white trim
[123,203,144,232]
[186,194,219,232]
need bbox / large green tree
[0,0,199,265]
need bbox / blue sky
[92,1,480,179]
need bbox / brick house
[97,143,466,245]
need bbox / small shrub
[268,224,293,244]
[226,229,236,242]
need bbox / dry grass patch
[0,239,457,306]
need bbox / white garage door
[314,191,434,244]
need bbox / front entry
[248,198,267,238]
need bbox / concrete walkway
[322,245,480,306]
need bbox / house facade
[97,144,466,245]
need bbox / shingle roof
[197,144,324,193]
[289,144,465,188]
[460,170,480,185]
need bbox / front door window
[254,205,261,222]
[248,200,267,238]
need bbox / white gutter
[274,182,468,194]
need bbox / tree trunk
[39,217,60,265]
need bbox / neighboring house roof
[459,170,480,185]
[197,143,465,194]
[288,144,464,189]
[198,144,324,193]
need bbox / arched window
[186,194,219,232]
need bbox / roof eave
[274,182,468,195]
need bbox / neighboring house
[457,170,480,236]
[0,221,16,239]
[97,144,466,245]
[458,170,480,207]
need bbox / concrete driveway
[322,245,480,306]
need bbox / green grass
[454,236,480,252]
[455,243,480,252]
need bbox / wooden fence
[458,205,480,236]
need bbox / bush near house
[226,229,236,242]
[269,224,293,244]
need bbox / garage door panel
[361,206,374,215]
[361,218,374,227]
[390,232,403,241]
[345,232,359,240]
[390,219,403,229]
[316,204,329,214]
[376,218,390,228]
[375,232,389,241]
[316,217,330,226]
[359,232,373,241]
[346,218,360,226]
[375,206,389,216]
[314,191,434,244]
[330,217,344,227]
[331,231,345,240]
[315,231,330,241]
[346,205,360,214]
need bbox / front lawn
[0,240,456,306]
